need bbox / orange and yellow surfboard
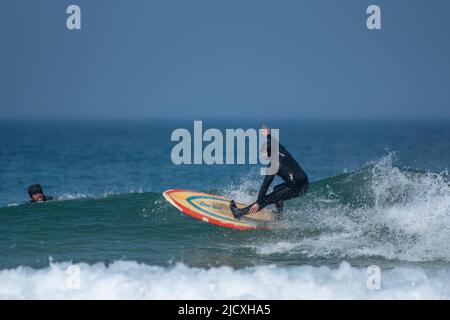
[163,189,274,230]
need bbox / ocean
[0,119,449,299]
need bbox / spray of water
[228,154,450,262]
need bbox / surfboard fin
[230,200,250,219]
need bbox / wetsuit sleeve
[256,132,277,203]
[266,133,273,156]
[267,133,289,157]
[257,174,274,204]
[265,133,287,157]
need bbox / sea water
[0,119,449,299]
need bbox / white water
[3,155,448,300]
[236,155,450,262]
[0,261,449,299]
[55,188,145,201]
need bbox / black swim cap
[28,184,43,197]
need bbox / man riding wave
[230,127,309,220]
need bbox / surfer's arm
[264,133,287,158]
[257,174,274,204]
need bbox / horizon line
[1,116,450,122]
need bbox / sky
[1,0,449,120]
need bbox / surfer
[230,127,309,220]
[28,184,54,203]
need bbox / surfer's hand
[249,203,260,214]
[261,126,270,136]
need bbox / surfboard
[162,189,275,230]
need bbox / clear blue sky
[1,0,449,119]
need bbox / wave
[5,189,146,207]
[0,260,449,299]
[1,154,449,266]
[223,154,450,262]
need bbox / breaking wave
[1,154,449,272]
[227,154,450,262]
[0,261,449,299]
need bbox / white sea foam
[238,155,450,262]
[7,203,19,207]
[54,188,145,201]
[55,193,93,201]
[221,169,261,203]
[0,261,449,299]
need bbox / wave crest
[0,261,448,299]
[251,154,450,262]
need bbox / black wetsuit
[231,134,309,219]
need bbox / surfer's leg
[262,180,309,219]
[272,184,286,218]
[275,201,284,213]
[261,187,299,220]
[259,185,298,208]
[273,183,286,193]
[275,201,284,219]
[231,183,306,219]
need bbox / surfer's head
[28,184,44,202]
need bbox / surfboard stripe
[167,193,256,230]
[186,195,243,223]
[162,189,274,230]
